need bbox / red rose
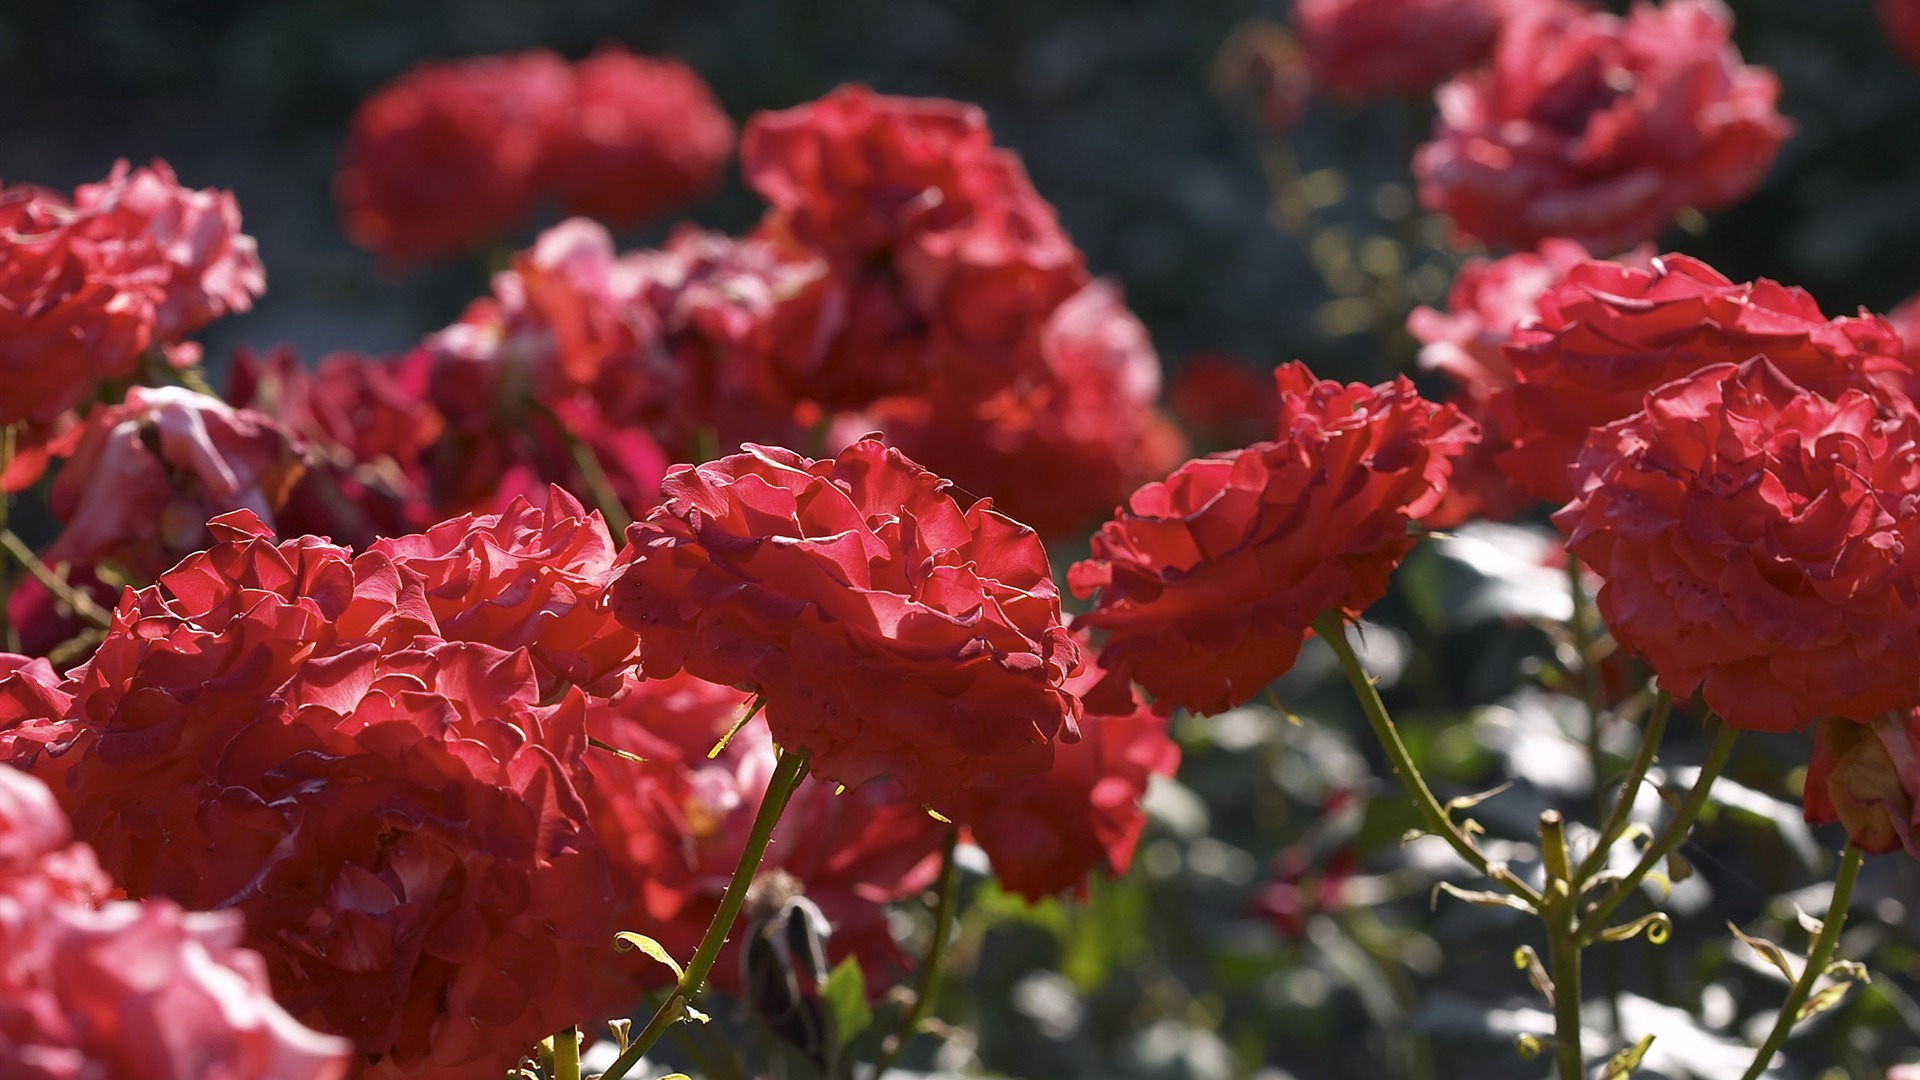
[69,160,265,343]
[1804,712,1920,858]
[611,438,1084,801]
[742,84,997,263]
[620,227,828,457]
[741,85,1088,410]
[879,280,1190,537]
[1414,0,1791,253]
[941,654,1179,900]
[0,184,157,426]
[336,50,573,265]
[402,219,671,519]
[546,46,734,227]
[4,513,621,1077]
[1880,0,1920,67]
[1555,358,1920,732]
[0,768,352,1080]
[1408,239,1656,525]
[1167,353,1285,453]
[1071,363,1475,715]
[45,387,306,582]
[581,674,946,1015]
[1496,254,1908,504]
[227,346,441,545]
[369,487,640,696]
[1293,0,1510,99]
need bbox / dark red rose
[879,281,1190,537]
[1555,358,1920,732]
[1167,353,1285,453]
[1879,0,1920,67]
[619,227,827,458]
[1804,711,1920,858]
[401,220,671,520]
[45,387,306,583]
[226,346,441,545]
[611,438,1084,801]
[369,487,640,696]
[336,50,573,265]
[545,46,734,227]
[1415,0,1791,253]
[1294,0,1511,99]
[1496,254,1908,504]
[1252,845,1356,941]
[1071,363,1475,715]
[942,654,1179,900]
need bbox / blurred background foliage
[7,1,1920,1077]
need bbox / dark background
[8,0,1917,382]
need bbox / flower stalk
[601,747,812,1080]
[1313,611,1542,907]
[1737,845,1865,1080]
[1578,720,1737,945]
[874,828,962,1077]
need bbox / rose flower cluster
[0,160,263,489]
[1406,227,1920,863]
[19,2,1920,1073]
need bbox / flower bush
[5,11,1920,1078]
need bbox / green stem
[1574,690,1671,885]
[1737,845,1865,1080]
[1540,811,1584,1080]
[1313,612,1542,908]
[1566,555,1609,827]
[873,829,962,1077]
[1578,719,1738,945]
[0,530,113,630]
[601,748,812,1080]
[552,1027,581,1080]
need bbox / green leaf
[822,956,874,1048]
[1797,981,1856,1022]
[1596,1034,1655,1079]
[614,932,685,980]
[1727,922,1797,984]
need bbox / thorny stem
[874,829,962,1077]
[0,529,112,630]
[1539,811,1584,1080]
[1577,719,1738,945]
[1737,845,1866,1080]
[1313,612,1543,908]
[601,748,811,1080]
